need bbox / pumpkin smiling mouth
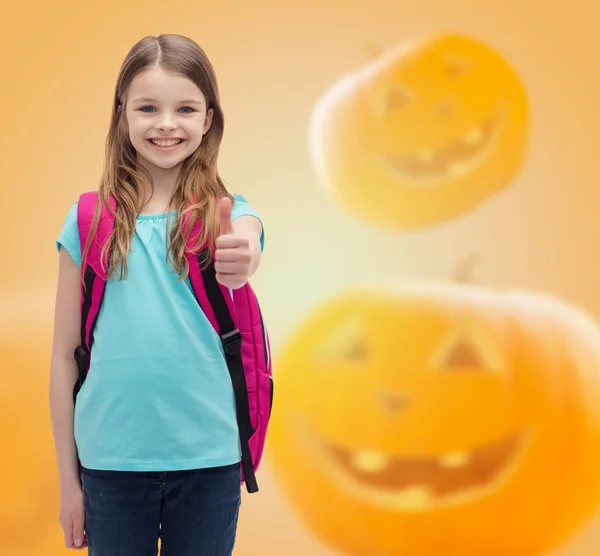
[302,419,527,511]
[382,109,501,184]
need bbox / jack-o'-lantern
[268,283,600,555]
[309,34,529,230]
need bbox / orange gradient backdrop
[2,0,600,554]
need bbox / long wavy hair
[81,34,232,281]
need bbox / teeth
[439,451,470,468]
[351,449,471,473]
[395,486,434,510]
[151,139,181,147]
[464,127,483,145]
[351,451,389,473]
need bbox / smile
[299,416,527,512]
[147,138,185,151]
[381,109,501,184]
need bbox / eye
[179,107,195,113]
[444,53,472,78]
[315,316,368,363]
[431,326,503,373]
[140,106,156,113]
[386,87,413,111]
[439,337,487,370]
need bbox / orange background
[2,0,600,554]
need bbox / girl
[49,34,265,556]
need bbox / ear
[203,108,214,135]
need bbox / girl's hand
[59,484,87,550]
[215,198,253,289]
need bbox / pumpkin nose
[438,97,457,118]
[376,390,410,414]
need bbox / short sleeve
[231,193,265,252]
[56,202,82,267]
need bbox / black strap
[73,265,97,404]
[199,248,259,493]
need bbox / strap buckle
[221,329,242,356]
[74,345,89,373]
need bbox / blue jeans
[81,463,241,556]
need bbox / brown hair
[82,34,232,281]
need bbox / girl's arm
[49,248,82,491]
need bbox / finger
[216,273,244,289]
[217,197,233,236]
[215,248,250,263]
[215,248,236,263]
[216,235,249,251]
[214,261,245,275]
[64,520,74,548]
[72,513,85,548]
[73,538,89,550]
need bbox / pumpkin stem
[453,253,479,283]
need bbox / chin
[137,152,189,172]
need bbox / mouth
[299,417,527,511]
[147,138,186,151]
[381,109,500,184]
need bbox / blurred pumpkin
[0,295,74,555]
[309,33,529,230]
[268,283,600,555]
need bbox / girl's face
[125,65,213,173]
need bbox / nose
[438,96,457,118]
[375,390,411,414]
[157,113,177,132]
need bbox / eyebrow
[131,97,204,105]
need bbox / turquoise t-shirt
[56,194,264,472]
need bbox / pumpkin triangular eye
[387,87,413,111]
[343,339,368,361]
[440,337,487,369]
[316,316,368,362]
[445,53,471,78]
[431,324,503,373]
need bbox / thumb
[217,197,233,236]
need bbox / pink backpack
[72,191,273,493]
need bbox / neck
[136,155,183,214]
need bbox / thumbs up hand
[214,197,253,289]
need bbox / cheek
[186,123,206,149]
[126,118,145,141]
[188,117,206,136]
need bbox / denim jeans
[81,462,241,556]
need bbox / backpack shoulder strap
[73,191,116,403]
[184,214,259,494]
[78,191,115,277]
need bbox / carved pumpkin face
[310,34,529,230]
[268,284,600,555]
[0,303,72,555]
